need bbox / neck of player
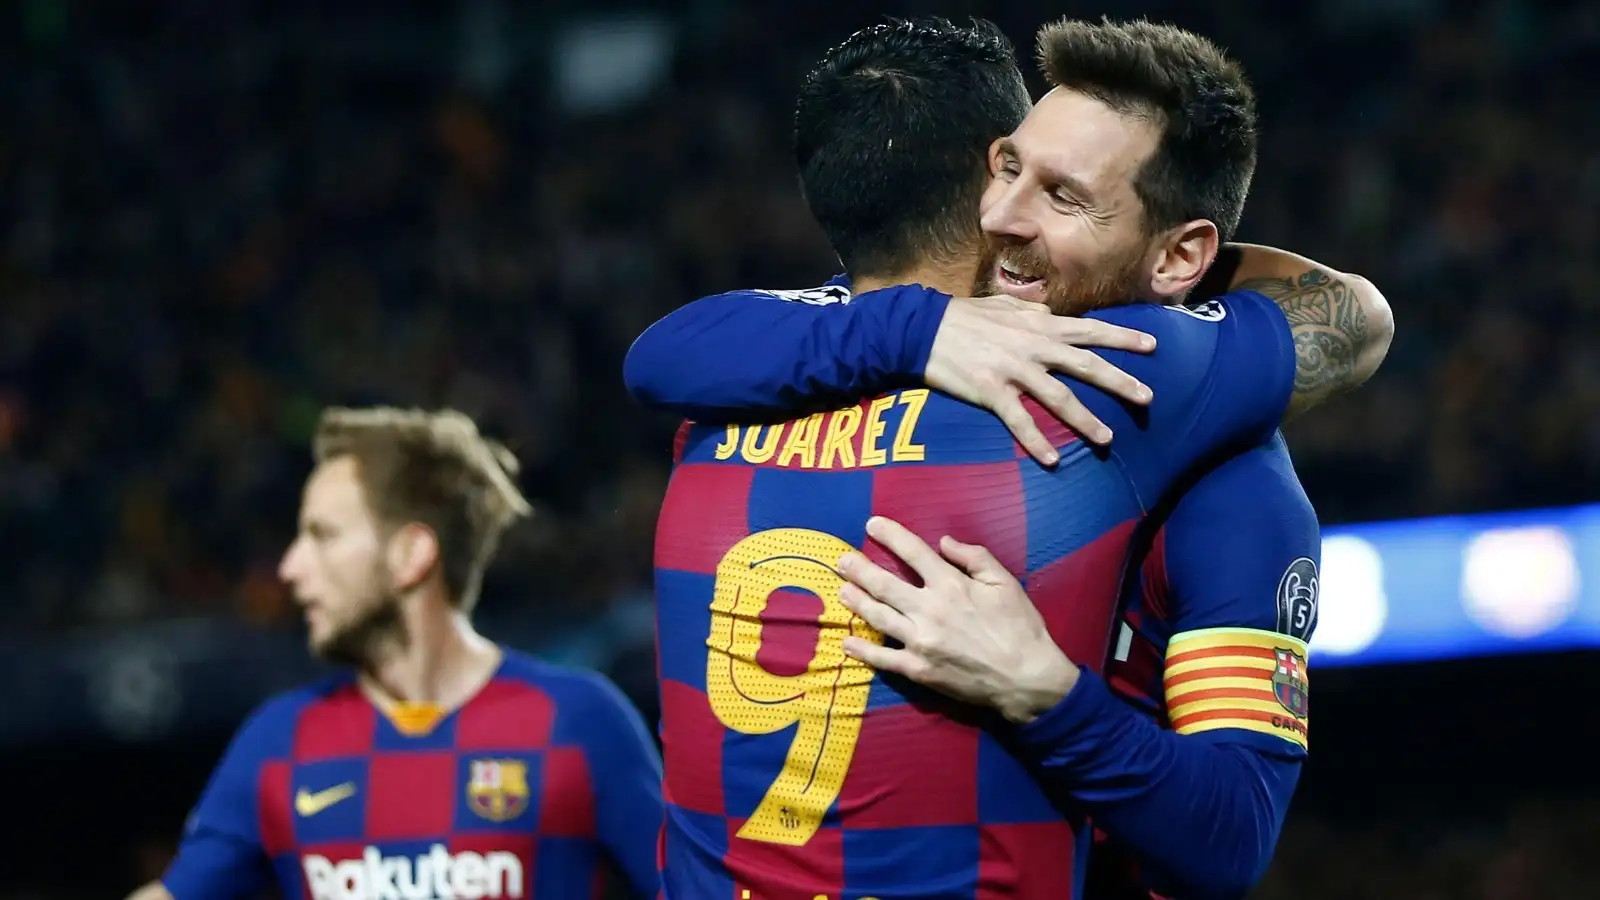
[853,255,980,297]
[362,594,502,710]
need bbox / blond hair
[313,406,531,611]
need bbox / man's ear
[385,523,439,593]
[1149,219,1219,301]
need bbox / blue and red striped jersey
[648,293,1297,899]
[162,650,662,900]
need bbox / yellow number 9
[706,528,884,846]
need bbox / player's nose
[979,182,1037,243]
[278,537,307,585]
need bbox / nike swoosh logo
[295,782,357,817]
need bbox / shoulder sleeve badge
[1276,556,1319,642]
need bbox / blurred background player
[126,407,661,900]
[632,17,1387,900]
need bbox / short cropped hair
[795,17,1032,278]
[313,406,531,611]
[1037,18,1258,240]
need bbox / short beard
[975,235,1150,317]
[1044,245,1147,317]
[313,587,408,670]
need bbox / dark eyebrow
[997,137,1097,206]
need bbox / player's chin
[306,628,352,663]
[306,630,332,657]
[303,612,337,652]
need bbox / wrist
[1001,647,1080,725]
[897,288,953,378]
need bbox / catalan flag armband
[1163,628,1309,751]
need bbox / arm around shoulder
[1223,244,1395,419]
[622,285,948,418]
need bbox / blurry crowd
[2,1,1597,898]
[1255,797,1600,900]
[4,0,1596,634]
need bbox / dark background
[1,0,1596,897]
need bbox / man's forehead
[1012,87,1158,184]
[302,457,368,518]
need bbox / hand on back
[923,295,1155,464]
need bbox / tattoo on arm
[1235,269,1370,414]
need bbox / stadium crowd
[1,0,1596,897]
[5,0,1596,635]
[1254,796,1600,900]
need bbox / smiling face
[976,87,1162,315]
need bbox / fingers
[841,637,920,677]
[992,390,1061,465]
[966,293,1038,312]
[839,582,913,641]
[963,297,1156,355]
[939,535,1012,585]
[862,516,951,586]
[836,549,918,614]
[940,531,1004,573]
[1041,346,1152,406]
[1013,367,1112,446]
[1055,319,1156,353]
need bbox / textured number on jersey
[706,528,883,845]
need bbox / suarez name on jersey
[650,289,1300,900]
[161,651,662,900]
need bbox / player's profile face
[976,88,1159,315]
[278,455,403,664]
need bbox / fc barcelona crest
[467,758,530,822]
[1271,648,1309,719]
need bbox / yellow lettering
[777,413,823,468]
[859,396,896,467]
[714,425,740,460]
[819,407,861,469]
[722,393,924,472]
[741,424,783,464]
[891,389,929,462]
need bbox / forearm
[1216,243,1395,419]
[160,832,268,900]
[586,680,666,898]
[600,779,665,896]
[1016,671,1299,899]
[622,287,949,419]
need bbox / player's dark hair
[1036,18,1258,241]
[795,17,1031,279]
[313,407,531,612]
